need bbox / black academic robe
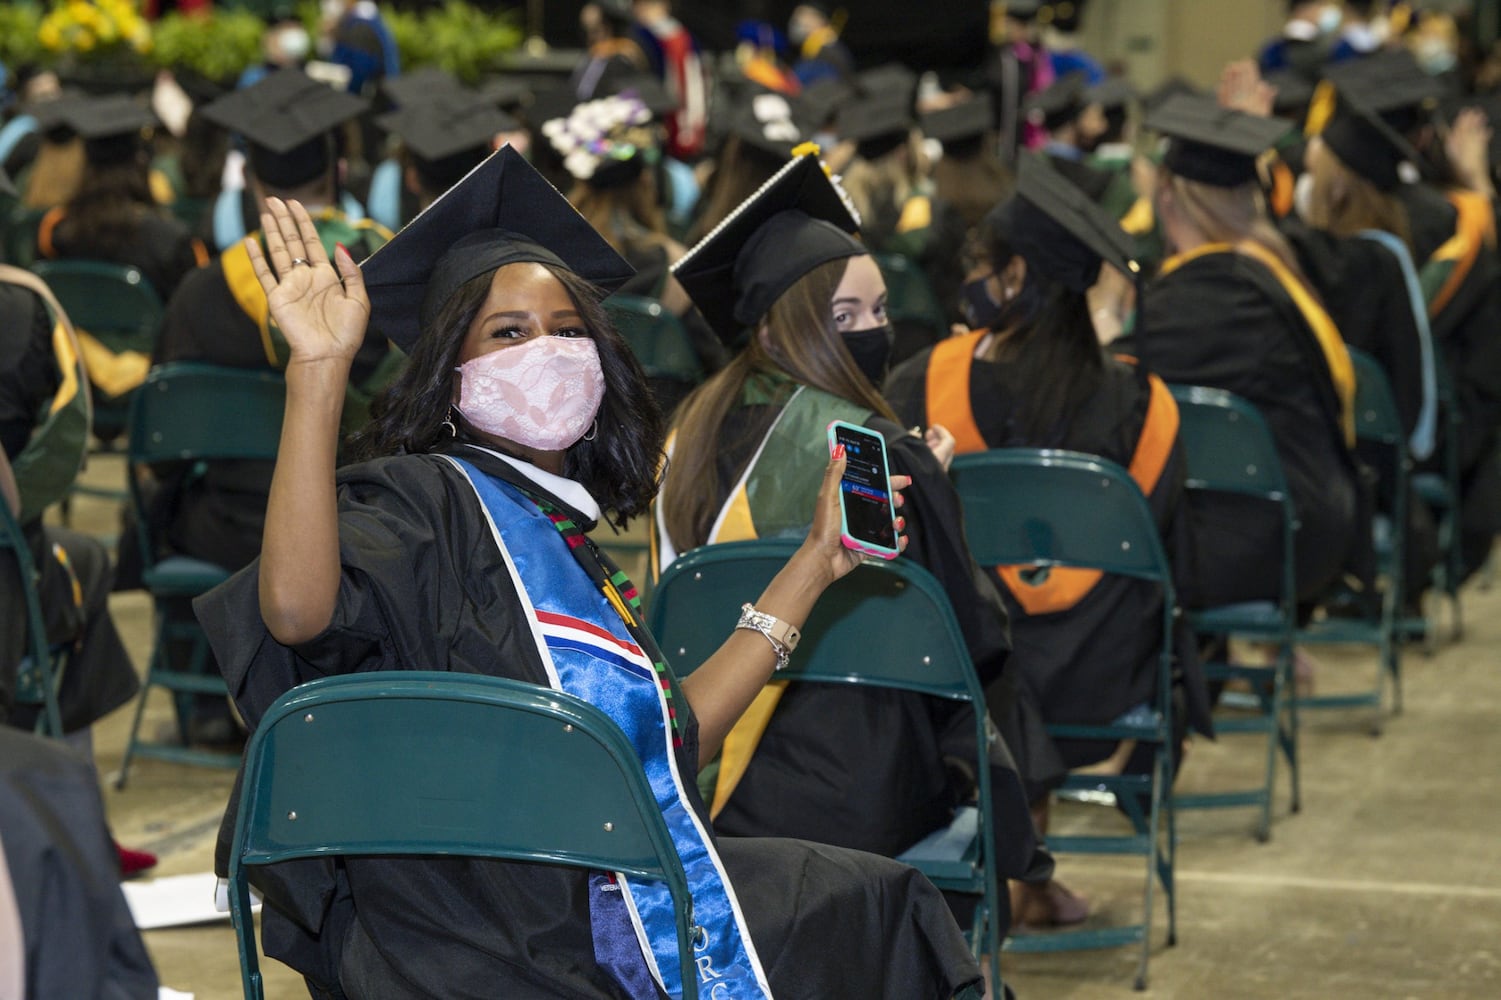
[0,729,158,999]
[1132,248,1360,607]
[197,446,981,1000]
[683,396,1049,876]
[884,350,1213,765]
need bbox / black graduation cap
[61,95,159,163]
[994,152,1137,292]
[201,69,367,188]
[1025,71,1088,131]
[481,76,534,115]
[839,95,914,161]
[855,64,918,106]
[1142,75,1200,114]
[800,77,853,130]
[1320,85,1422,191]
[921,95,995,151]
[1085,77,1135,112]
[593,63,678,119]
[672,152,865,346]
[380,67,469,109]
[1321,49,1443,126]
[1146,93,1291,187]
[730,92,806,160]
[1264,70,1315,120]
[377,92,515,192]
[360,145,635,353]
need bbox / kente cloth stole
[444,457,773,1000]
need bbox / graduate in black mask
[658,150,1050,925]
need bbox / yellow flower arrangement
[39,0,152,59]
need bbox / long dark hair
[349,262,665,527]
[660,256,897,552]
[977,216,1105,445]
[57,155,157,259]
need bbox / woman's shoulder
[334,451,468,507]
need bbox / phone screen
[833,423,897,552]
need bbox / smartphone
[827,420,901,560]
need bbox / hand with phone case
[827,420,905,560]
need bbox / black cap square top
[922,95,994,147]
[376,91,516,164]
[360,145,635,353]
[672,152,865,346]
[380,67,470,110]
[1320,79,1422,191]
[1146,93,1292,187]
[838,94,915,160]
[1025,71,1089,130]
[201,68,368,155]
[998,151,1138,292]
[60,94,158,141]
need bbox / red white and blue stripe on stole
[443,457,773,1000]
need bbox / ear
[1000,255,1028,298]
[756,323,773,351]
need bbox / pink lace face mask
[453,335,606,451]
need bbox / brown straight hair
[659,256,897,553]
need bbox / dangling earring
[582,419,598,442]
[441,407,458,438]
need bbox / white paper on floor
[122,871,259,930]
[160,988,195,1000]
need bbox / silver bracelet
[736,603,800,671]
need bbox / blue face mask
[961,274,1004,330]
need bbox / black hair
[977,212,1105,445]
[349,262,665,527]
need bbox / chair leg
[1163,750,1178,949]
[1134,749,1164,991]
[117,611,171,790]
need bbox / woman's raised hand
[798,448,911,587]
[245,197,371,368]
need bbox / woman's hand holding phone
[796,445,910,591]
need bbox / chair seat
[143,555,232,596]
[896,805,980,882]
[1189,601,1287,634]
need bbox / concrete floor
[61,454,1501,999]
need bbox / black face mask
[961,274,1004,330]
[843,324,895,388]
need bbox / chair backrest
[31,260,164,355]
[872,252,945,332]
[1348,348,1405,449]
[950,448,1176,587]
[229,672,697,998]
[0,500,61,736]
[604,294,704,384]
[1,206,47,269]
[127,363,286,468]
[1167,385,1292,503]
[650,538,982,704]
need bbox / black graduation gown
[690,398,1048,878]
[1131,249,1360,606]
[884,351,1213,764]
[196,447,981,1000]
[0,728,159,999]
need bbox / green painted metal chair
[116,363,286,786]
[1,205,46,269]
[1410,342,1465,646]
[873,252,948,364]
[32,260,165,449]
[605,294,704,408]
[1296,348,1406,726]
[228,672,700,1000]
[951,448,1177,991]
[648,539,1006,993]
[1167,386,1300,842]
[0,498,65,737]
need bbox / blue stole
[445,457,772,1000]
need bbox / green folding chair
[1296,348,1407,724]
[951,448,1177,991]
[32,259,165,449]
[116,363,285,786]
[0,499,66,737]
[1410,341,1464,646]
[649,539,1006,994]
[1,205,46,269]
[1167,386,1299,842]
[228,672,699,1000]
[873,252,948,364]
[605,294,704,409]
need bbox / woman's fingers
[271,197,309,267]
[260,204,292,277]
[290,200,330,267]
[244,237,278,297]
[334,243,366,299]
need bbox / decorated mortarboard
[1320,83,1422,191]
[1145,93,1291,187]
[360,145,635,353]
[201,69,367,188]
[995,152,1138,292]
[1085,76,1135,112]
[541,92,659,188]
[838,94,915,160]
[730,91,806,159]
[1024,71,1088,130]
[921,95,995,148]
[62,95,159,163]
[380,67,469,109]
[672,150,865,346]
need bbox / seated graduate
[196,147,983,1000]
[36,95,205,302]
[1127,94,1361,611]
[656,151,1046,895]
[924,94,1014,235]
[885,153,1211,929]
[1022,71,1118,204]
